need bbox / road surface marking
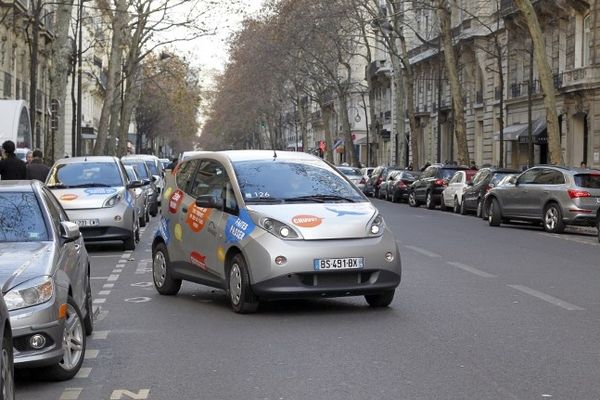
[404,245,441,258]
[91,276,109,280]
[508,285,584,311]
[131,282,153,288]
[96,310,109,322]
[98,290,111,296]
[110,389,150,399]
[108,274,120,281]
[84,349,99,359]
[59,388,83,400]
[125,297,152,303]
[103,283,115,289]
[75,368,92,378]
[93,298,106,304]
[117,259,128,264]
[540,233,599,247]
[447,262,497,278]
[112,269,122,274]
[92,330,110,340]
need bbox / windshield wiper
[284,195,356,203]
[68,183,113,188]
[46,184,69,189]
[245,197,285,204]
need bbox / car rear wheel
[440,198,448,211]
[543,203,565,233]
[408,191,419,207]
[426,191,435,209]
[459,197,468,215]
[365,290,395,307]
[1,329,14,400]
[488,198,501,226]
[41,297,86,381]
[476,199,483,218]
[596,216,599,243]
[453,197,460,214]
[152,242,181,295]
[227,254,259,314]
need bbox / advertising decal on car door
[186,204,212,233]
[225,209,255,244]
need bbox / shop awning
[493,118,547,144]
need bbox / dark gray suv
[484,166,600,233]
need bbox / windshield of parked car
[123,161,150,180]
[47,162,124,188]
[0,192,49,242]
[233,160,366,204]
[574,173,600,189]
[145,160,159,176]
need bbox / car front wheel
[1,328,14,400]
[544,203,565,233]
[408,191,419,207]
[488,198,502,226]
[365,290,395,307]
[227,254,259,314]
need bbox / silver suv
[484,166,600,233]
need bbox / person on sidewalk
[0,140,27,180]
[26,149,51,182]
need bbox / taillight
[568,189,591,199]
[396,180,406,188]
[434,178,446,186]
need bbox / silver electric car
[46,156,144,250]
[152,150,402,313]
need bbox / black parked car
[408,164,469,209]
[369,166,401,198]
[461,168,519,216]
[386,170,421,202]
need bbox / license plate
[73,219,100,227]
[313,257,364,270]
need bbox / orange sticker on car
[60,194,78,201]
[292,215,323,228]
[186,204,212,233]
[190,251,208,270]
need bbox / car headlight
[4,277,54,311]
[368,214,385,236]
[104,193,123,207]
[260,217,301,240]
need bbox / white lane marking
[84,349,99,359]
[508,285,585,311]
[93,298,106,304]
[540,232,600,247]
[131,282,153,288]
[96,310,109,322]
[98,290,111,296]
[404,245,441,258]
[92,330,110,340]
[124,250,133,254]
[103,283,115,289]
[121,254,130,259]
[75,367,92,378]
[91,276,109,280]
[112,269,122,274]
[447,262,497,278]
[110,389,150,399]
[59,388,83,400]
[107,274,120,281]
[125,297,152,303]
[117,259,127,264]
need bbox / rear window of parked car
[0,192,49,242]
[574,174,600,188]
[440,168,465,180]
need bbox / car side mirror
[142,179,151,186]
[152,175,160,182]
[195,195,222,210]
[60,221,81,242]
[127,180,144,189]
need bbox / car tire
[459,197,468,215]
[365,290,395,307]
[476,199,483,218]
[453,197,460,214]
[139,213,146,228]
[83,274,93,336]
[227,254,259,314]
[596,216,599,243]
[426,191,435,209]
[440,199,448,211]
[408,191,419,207]
[543,203,565,233]
[145,208,150,223]
[152,242,181,295]
[41,297,86,381]
[1,328,14,400]
[488,198,502,227]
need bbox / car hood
[51,187,125,210]
[248,202,377,240]
[0,242,54,292]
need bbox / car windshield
[574,173,600,189]
[47,162,123,188]
[0,192,49,242]
[402,171,419,180]
[125,166,138,181]
[123,161,149,179]
[233,160,366,204]
[145,160,159,175]
[440,168,465,180]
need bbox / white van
[0,100,32,159]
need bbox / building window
[583,14,591,66]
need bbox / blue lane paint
[225,209,255,244]
[325,207,368,217]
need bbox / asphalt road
[15,200,600,400]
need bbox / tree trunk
[338,92,357,166]
[117,64,142,156]
[435,0,470,165]
[322,105,334,163]
[94,0,127,155]
[29,0,42,149]
[391,55,406,167]
[367,83,377,166]
[513,0,563,165]
[396,28,419,170]
[47,0,75,162]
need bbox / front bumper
[65,206,134,242]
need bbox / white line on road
[404,245,441,258]
[98,290,111,296]
[84,350,99,359]
[91,276,109,280]
[93,298,106,304]
[75,368,92,378]
[117,259,128,264]
[103,283,114,289]
[508,285,585,311]
[107,274,120,281]
[447,262,497,278]
[120,253,130,259]
[92,330,110,340]
[59,388,83,400]
[540,233,600,247]
[112,269,122,274]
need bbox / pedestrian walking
[26,149,51,182]
[25,150,33,165]
[0,140,27,180]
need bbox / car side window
[535,169,565,185]
[176,160,198,192]
[189,160,237,214]
[517,169,539,184]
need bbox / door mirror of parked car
[142,179,151,186]
[127,180,145,189]
[195,194,222,210]
[152,175,160,182]
[60,221,81,242]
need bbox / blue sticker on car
[156,216,171,245]
[125,191,133,207]
[225,209,255,243]
[84,188,117,195]
[325,207,368,217]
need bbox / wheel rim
[1,345,13,400]
[427,193,432,207]
[477,200,482,217]
[488,202,494,222]
[153,251,167,287]
[229,263,242,306]
[60,304,84,371]
[409,192,415,205]
[545,207,558,230]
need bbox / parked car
[388,170,421,203]
[441,169,478,213]
[121,157,159,217]
[369,166,401,199]
[484,166,600,233]
[153,150,402,313]
[124,165,150,228]
[159,158,171,169]
[597,212,600,243]
[461,168,520,217]
[0,180,92,380]
[46,156,144,250]
[337,166,365,191]
[0,292,14,399]
[408,165,469,209]
[123,154,165,201]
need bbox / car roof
[55,156,119,164]
[184,150,322,164]
[0,180,40,191]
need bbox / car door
[447,171,464,203]
[530,169,565,218]
[464,169,486,210]
[507,168,540,217]
[416,166,435,201]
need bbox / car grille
[298,271,373,287]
